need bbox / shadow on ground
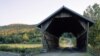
[35,48,92,56]
[36,52,92,56]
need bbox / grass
[0,43,72,53]
[0,44,42,48]
[0,44,42,53]
[0,43,68,51]
[0,43,72,49]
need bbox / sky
[0,0,100,26]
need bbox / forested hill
[0,24,35,30]
[0,24,35,29]
[0,24,37,35]
[0,24,41,43]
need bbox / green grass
[0,43,71,53]
[0,44,42,48]
[0,44,42,53]
[0,43,70,53]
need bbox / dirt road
[37,52,92,56]
[0,51,92,56]
[0,51,20,56]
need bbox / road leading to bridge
[36,52,92,56]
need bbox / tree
[83,3,100,47]
[22,33,29,42]
[12,34,23,43]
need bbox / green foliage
[59,33,76,47]
[22,33,29,41]
[84,3,100,20]
[83,3,100,47]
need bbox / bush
[88,45,100,56]
[0,46,10,51]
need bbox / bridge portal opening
[59,33,76,48]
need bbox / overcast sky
[0,0,100,26]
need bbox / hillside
[0,24,37,35]
[0,24,41,44]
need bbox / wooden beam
[76,32,87,52]
[77,31,86,39]
[42,31,59,51]
[86,22,89,51]
[76,22,89,52]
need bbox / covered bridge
[37,6,94,52]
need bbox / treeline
[84,3,100,56]
[0,24,42,44]
[84,3,100,47]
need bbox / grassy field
[0,43,74,49]
[0,43,71,53]
[0,44,43,53]
[0,44,42,48]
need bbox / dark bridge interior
[46,17,84,37]
[44,17,87,51]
